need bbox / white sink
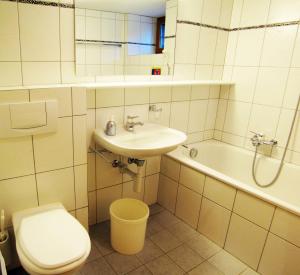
[94,123,187,158]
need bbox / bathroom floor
[9,204,258,275]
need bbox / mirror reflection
[75,0,173,76]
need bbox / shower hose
[252,94,300,188]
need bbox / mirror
[74,0,175,76]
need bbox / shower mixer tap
[250,131,277,147]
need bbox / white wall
[215,0,300,166]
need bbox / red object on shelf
[152,68,161,75]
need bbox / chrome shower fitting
[251,93,300,188]
[250,131,277,147]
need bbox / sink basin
[94,123,187,158]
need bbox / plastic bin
[110,198,149,255]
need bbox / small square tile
[150,230,181,252]
[241,268,260,275]
[185,234,221,260]
[208,250,247,275]
[136,239,164,264]
[188,261,223,275]
[167,221,198,242]
[146,255,184,275]
[86,241,102,263]
[104,252,142,275]
[90,221,110,239]
[151,210,181,228]
[146,217,164,237]
[127,266,152,275]
[80,257,116,275]
[167,244,204,272]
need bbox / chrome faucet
[125,115,144,132]
[250,131,278,147]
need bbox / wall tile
[74,164,88,208]
[179,165,205,194]
[198,198,231,247]
[188,100,208,133]
[22,62,61,85]
[197,28,218,65]
[148,102,171,127]
[224,101,252,136]
[146,156,161,176]
[160,156,180,181]
[144,174,159,205]
[175,24,200,64]
[87,152,96,191]
[240,0,270,27]
[291,29,300,67]
[260,25,297,67]
[233,191,275,229]
[201,0,222,26]
[86,89,96,109]
[176,185,202,228]
[73,115,87,165]
[37,167,75,211]
[177,0,203,23]
[30,88,72,117]
[33,117,73,172]
[60,8,75,62]
[125,87,149,105]
[0,62,22,86]
[158,174,178,213]
[0,1,20,61]
[191,86,210,100]
[230,67,258,103]
[96,88,124,108]
[172,86,191,102]
[123,180,144,201]
[19,3,60,61]
[0,136,34,180]
[76,207,89,230]
[97,184,122,222]
[96,153,122,189]
[170,101,190,132]
[225,214,268,270]
[259,233,300,275]
[270,208,300,247]
[150,87,172,103]
[204,177,236,210]
[205,99,218,130]
[283,68,300,109]
[72,87,87,115]
[248,104,280,138]
[0,175,37,227]
[234,29,265,66]
[88,191,97,225]
[267,0,300,24]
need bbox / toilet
[12,203,91,275]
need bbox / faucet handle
[127,115,139,120]
[250,131,264,137]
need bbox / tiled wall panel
[0,88,88,229]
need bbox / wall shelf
[0,79,234,92]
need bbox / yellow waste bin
[110,198,149,255]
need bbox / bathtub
[160,140,300,273]
[168,140,300,216]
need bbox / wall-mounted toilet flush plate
[0,100,58,138]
